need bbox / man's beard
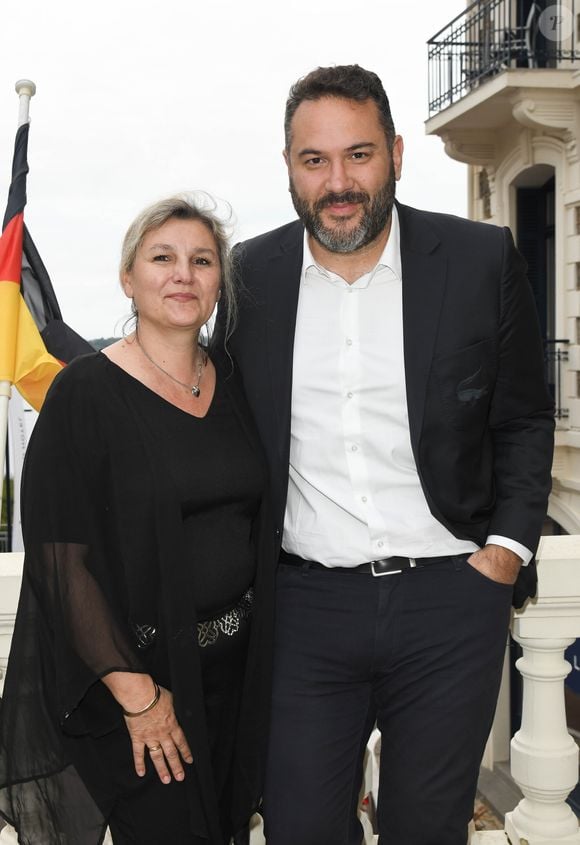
[289,172,396,254]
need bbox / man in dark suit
[225,65,554,844]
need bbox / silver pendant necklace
[136,331,207,398]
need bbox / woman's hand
[102,672,193,784]
[123,686,194,783]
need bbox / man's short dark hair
[284,64,396,151]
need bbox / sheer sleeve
[19,359,146,733]
[0,357,152,843]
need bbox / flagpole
[0,79,36,542]
[16,80,36,128]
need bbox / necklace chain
[136,332,207,398]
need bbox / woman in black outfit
[0,194,275,845]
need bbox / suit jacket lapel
[397,203,447,448]
[264,222,304,464]
[215,353,265,460]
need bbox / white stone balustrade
[473,535,580,845]
[0,553,22,699]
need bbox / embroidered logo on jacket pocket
[456,367,489,406]
[433,339,496,430]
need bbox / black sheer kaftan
[0,352,275,845]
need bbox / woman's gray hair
[120,192,237,343]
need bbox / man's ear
[392,135,404,181]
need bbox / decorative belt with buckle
[196,588,254,648]
[131,588,254,651]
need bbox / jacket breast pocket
[433,339,496,431]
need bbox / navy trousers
[262,554,513,845]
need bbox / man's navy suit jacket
[224,202,555,608]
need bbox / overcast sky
[1,0,468,340]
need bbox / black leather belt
[279,550,456,577]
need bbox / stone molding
[441,130,497,165]
[512,95,577,132]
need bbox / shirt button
[346,338,353,346]
[351,444,358,452]
[362,496,368,503]
[377,540,384,548]
[347,392,353,399]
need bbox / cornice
[440,129,496,165]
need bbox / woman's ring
[148,744,162,753]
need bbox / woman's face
[122,217,221,333]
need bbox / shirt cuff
[486,535,533,566]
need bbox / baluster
[505,635,580,843]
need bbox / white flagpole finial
[15,79,36,127]
[15,80,36,98]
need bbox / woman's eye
[194,257,210,266]
[152,254,169,262]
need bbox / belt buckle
[370,557,416,577]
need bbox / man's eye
[305,157,323,166]
[351,152,368,160]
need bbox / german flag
[0,123,92,410]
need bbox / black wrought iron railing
[544,339,569,420]
[428,0,579,116]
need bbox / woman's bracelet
[122,681,161,718]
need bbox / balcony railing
[428,0,579,116]
[545,338,570,421]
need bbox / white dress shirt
[283,207,530,567]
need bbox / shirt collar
[301,204,401,284]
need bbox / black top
[0,351,276,845]
[115,364,261,618]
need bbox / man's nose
[325,159,354,193]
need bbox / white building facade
[426,0,580,534]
